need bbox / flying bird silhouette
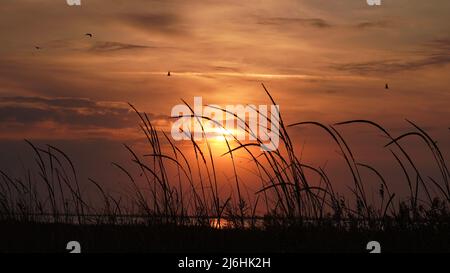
[85,33,93,38]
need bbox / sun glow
[171,96,280,151]
[202,124,242,154]
[206,125,238,142]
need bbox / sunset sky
[0,0,449,203]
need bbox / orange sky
[0,0,449,207]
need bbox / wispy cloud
[43,39,153,52]
[112,71,324,80]
[257,17,332,28]
[331,39,450,74]
[89,41,153,52]
[354,20,393,29]
[120,12,186,35]
[0,96,169,130]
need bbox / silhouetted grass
[0,84,448,252]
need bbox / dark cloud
[44,39,153,52]
[1,96,96,108]
[259,17,392,30]
[89,41,153,52]
[0,96,161,129]
[422,39,450,54]
[355,20,392,29]
[331,39,450,74]
[121,13,185,34]
[212,66,241,72]
[257,17,332,28]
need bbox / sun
[201,123,242,152]
[210,126,236,142]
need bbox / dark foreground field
[1,221,448,253]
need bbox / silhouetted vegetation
[0,85,449,252]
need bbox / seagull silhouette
[85,33,93,38]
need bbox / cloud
[354,20,393,29]
[43,39,153,53]
[89,41,153,52]
[331,39,450,74]
[422,39,450,54]
[120,13,185,34]
[258,17,393,30]
[211,66,241,73]
[0,96,163,129]
[257,17,332,28]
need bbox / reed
[0,85,448,232]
